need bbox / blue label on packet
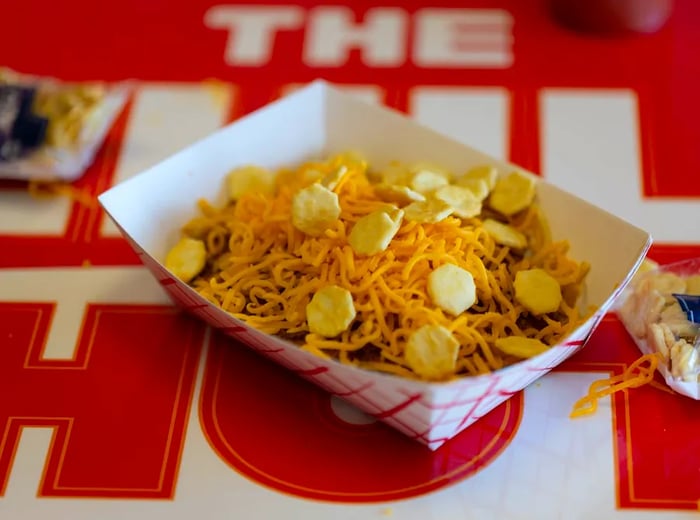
[0,85,48,161]
[672,293,700,324]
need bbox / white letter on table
[414,8,513,68]
[204,6,304,66]
[304,7,407,67]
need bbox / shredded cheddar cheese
[570,353,660,418]
[28,180,96,207]
[170,153,591,382]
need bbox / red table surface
[1,0,699,516]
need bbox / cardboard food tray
[98,81,652,450]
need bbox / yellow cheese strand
[570,353,660,418]
[28,180,96,208]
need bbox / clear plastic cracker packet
[617,257,700,399]
[0,67,130,182]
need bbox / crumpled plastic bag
[0,67,130,182]
[617,257,700,399]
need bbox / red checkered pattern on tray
[135,240,606,449]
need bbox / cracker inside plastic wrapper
[617,257,700,399]
[0,67,130,182]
